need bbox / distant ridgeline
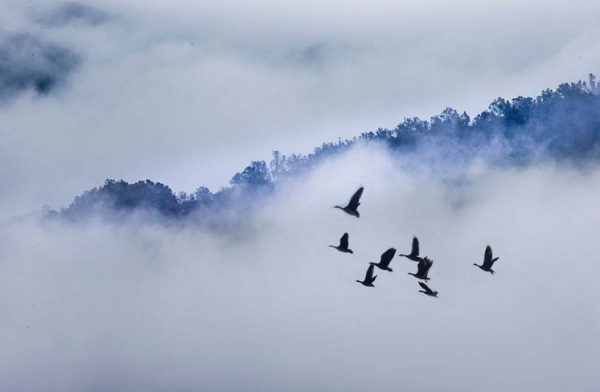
[47,74,600,222]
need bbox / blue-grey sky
[0,0,599,216]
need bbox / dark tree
[230,161,271,187]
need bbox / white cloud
[0,146,598,391]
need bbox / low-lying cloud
[0,146,598,392]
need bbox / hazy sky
[0,0,599,217]
[1,3,600,389]
[0,0,600,217]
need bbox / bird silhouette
[329,233,353,254]
[370,248,396,272]
[335,186,364,218]
[356,264,377,287]
[399,236,424,262]
[408,256,433,280]
[418,282,438,298]
[474,245,499,275]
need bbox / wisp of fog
[0,145,598,392]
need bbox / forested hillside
[48,74,600,222]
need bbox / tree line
[47,74,600,222]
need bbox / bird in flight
[329,233,353,254]
[399,236,424,262]
[335,186,364,218]
[408,256,433,280]
[473,245,499,275]
[356,264,377,287]
[370,247,396,272]
[418,282,438,298]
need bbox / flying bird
[418,282,438,298]
[473,245,499,275]
[356,264,377,287]
[399,236,423,262]
[408,256,433,280]
[370,247,396,272]
[335,186,364,218]
[329,233,353,254]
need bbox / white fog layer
[1,148,598,391]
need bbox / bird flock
[331,186,500,298]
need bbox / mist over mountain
[3,140,599,392]
[46,74,600,224]
[2,1,600,391]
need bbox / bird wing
[340,233,349,249]
[416,259,426,275]
[365,264,375,281]
[483,245,493,268]
[411,236,420,256]
[418,281,433,294]
[347,186,364,210]
[380,248,396,267]
[424,258,434,278]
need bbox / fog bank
[0,147,598,391]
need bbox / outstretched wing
[423,258,434,278]
[418,281,433,294]
[411,236,420,256]
[347,186,364,211]
[365,264,375,281]
[380,248,397,267]
[483,245,493,268]
[340,233,349,249]
[416,258,426,276]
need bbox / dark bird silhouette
[418,282,438,298]
[408,256,433,280]
[335,186,364,218]
[399,236,423,262]
[329,233,353,254]
[356,264,377,287]
[370,247,396,272]
[474,245,499,275]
